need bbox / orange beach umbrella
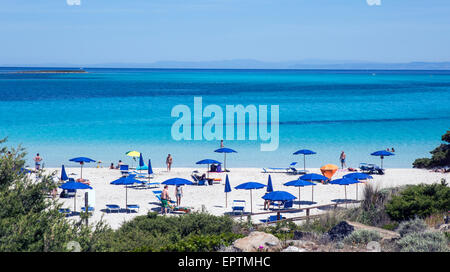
[320,164,339,180]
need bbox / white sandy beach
[43,167,449,230]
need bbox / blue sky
[1,0,450,65]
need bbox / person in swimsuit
[34,153,42,170]
[161,185,170,214]
[166,154,173,172]
[175,185,183,206]
[340,151,346,169]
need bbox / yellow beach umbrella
[125,151,141,168]
[126,151,141,157]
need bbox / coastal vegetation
[0,139,448,252]
[413,130,450,169]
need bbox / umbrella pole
[345,186,347,208]
[312,186,314,203]
[207,164,209,178]
[226,192,227,208]
[250,190,253,214]
[224,153,226,172]
[356,183,358,201]
[304,154,306,172]
[74,192,76,212]
[298,187,301,209]
[125,185,128,213]
[80,164,83,180]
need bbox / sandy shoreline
[43,167,449,229]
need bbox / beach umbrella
[162,178,194,186]
[262,190,296,202]
[235,182,266,214]
[110,176,140,213]
[126,151,141,168]
[371,150,395,169]
[329,178,360,207]
[61,165,69,181]
[196,159,221,178]
[148,159,153,175]
[299,173,328,203]
[320,164,339,180]
[224,174,231,208]
[343,173,373,201]
[283,179,316,208]
[60,181,92,212]
[69,157,95,179]
[266,175,274,193]
[214,147,237,172]
[293,149,316,172]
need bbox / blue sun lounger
[126,204,140,213]
[106,204,121,213]
[59,208,72,216]
[81,206,95,212]
[231,200,246,215]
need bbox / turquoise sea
[0,67,449,169]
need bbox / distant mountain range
[3,59,450,70]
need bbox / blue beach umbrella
[196,159,222,178]
[262,190,296,202]
[111,176,140,212]
[235,182,266,214]
[61,165,69,181]
[148,159,153,175]
[284,179,316,208]
[266,175,274,193]
[214,147,237,171]
[162,178,194,186]
[343,173,372,201]
[330,178,360,206]
[370,150,395,169]
[293,149,316,172]
[60,181,93,212]
[224,174,231,208]
[69,157,95,179]
[299,173,328,202]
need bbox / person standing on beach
[34,153,42,170]
[220,140,224,148]
[166,154,173,172]
[161,185,170,214]
[340,151,346,169]
[175,185,183,206]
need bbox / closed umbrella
[283,179,316,208]
[293,149,316,172]
[69,157,95,180]
[266,175,274,193]
[61,165,68,181]
[214,147,237,172]
[148,159,153,175]
[224,175,231,208]
[371,150,395,169]
[235,182,266,214]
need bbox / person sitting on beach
[161,185,170,215]
[110,163,114,169]
[34,153,43,170]
[391,147,395,152]
[175,185,183,206]
[116,160,123,169]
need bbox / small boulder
[282,246,306,252]
[233,231,282,252]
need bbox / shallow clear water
[0,67,449,168]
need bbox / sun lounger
[59,208,72,216]
[267,215,286,222]
[231,200,246,215]
[106,204,121,213]
[81,206,95,212]
[360,163,384,175]
[263,162,300,173]
[126,204,140,213]
[152,190,176,204]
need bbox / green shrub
[156,233,244,252]
[343,229,381,245]
[385,182,450,221]
[381,222,399,231]
[396,231,449,252]
[413,130,450,169]
[396,218,428,237]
